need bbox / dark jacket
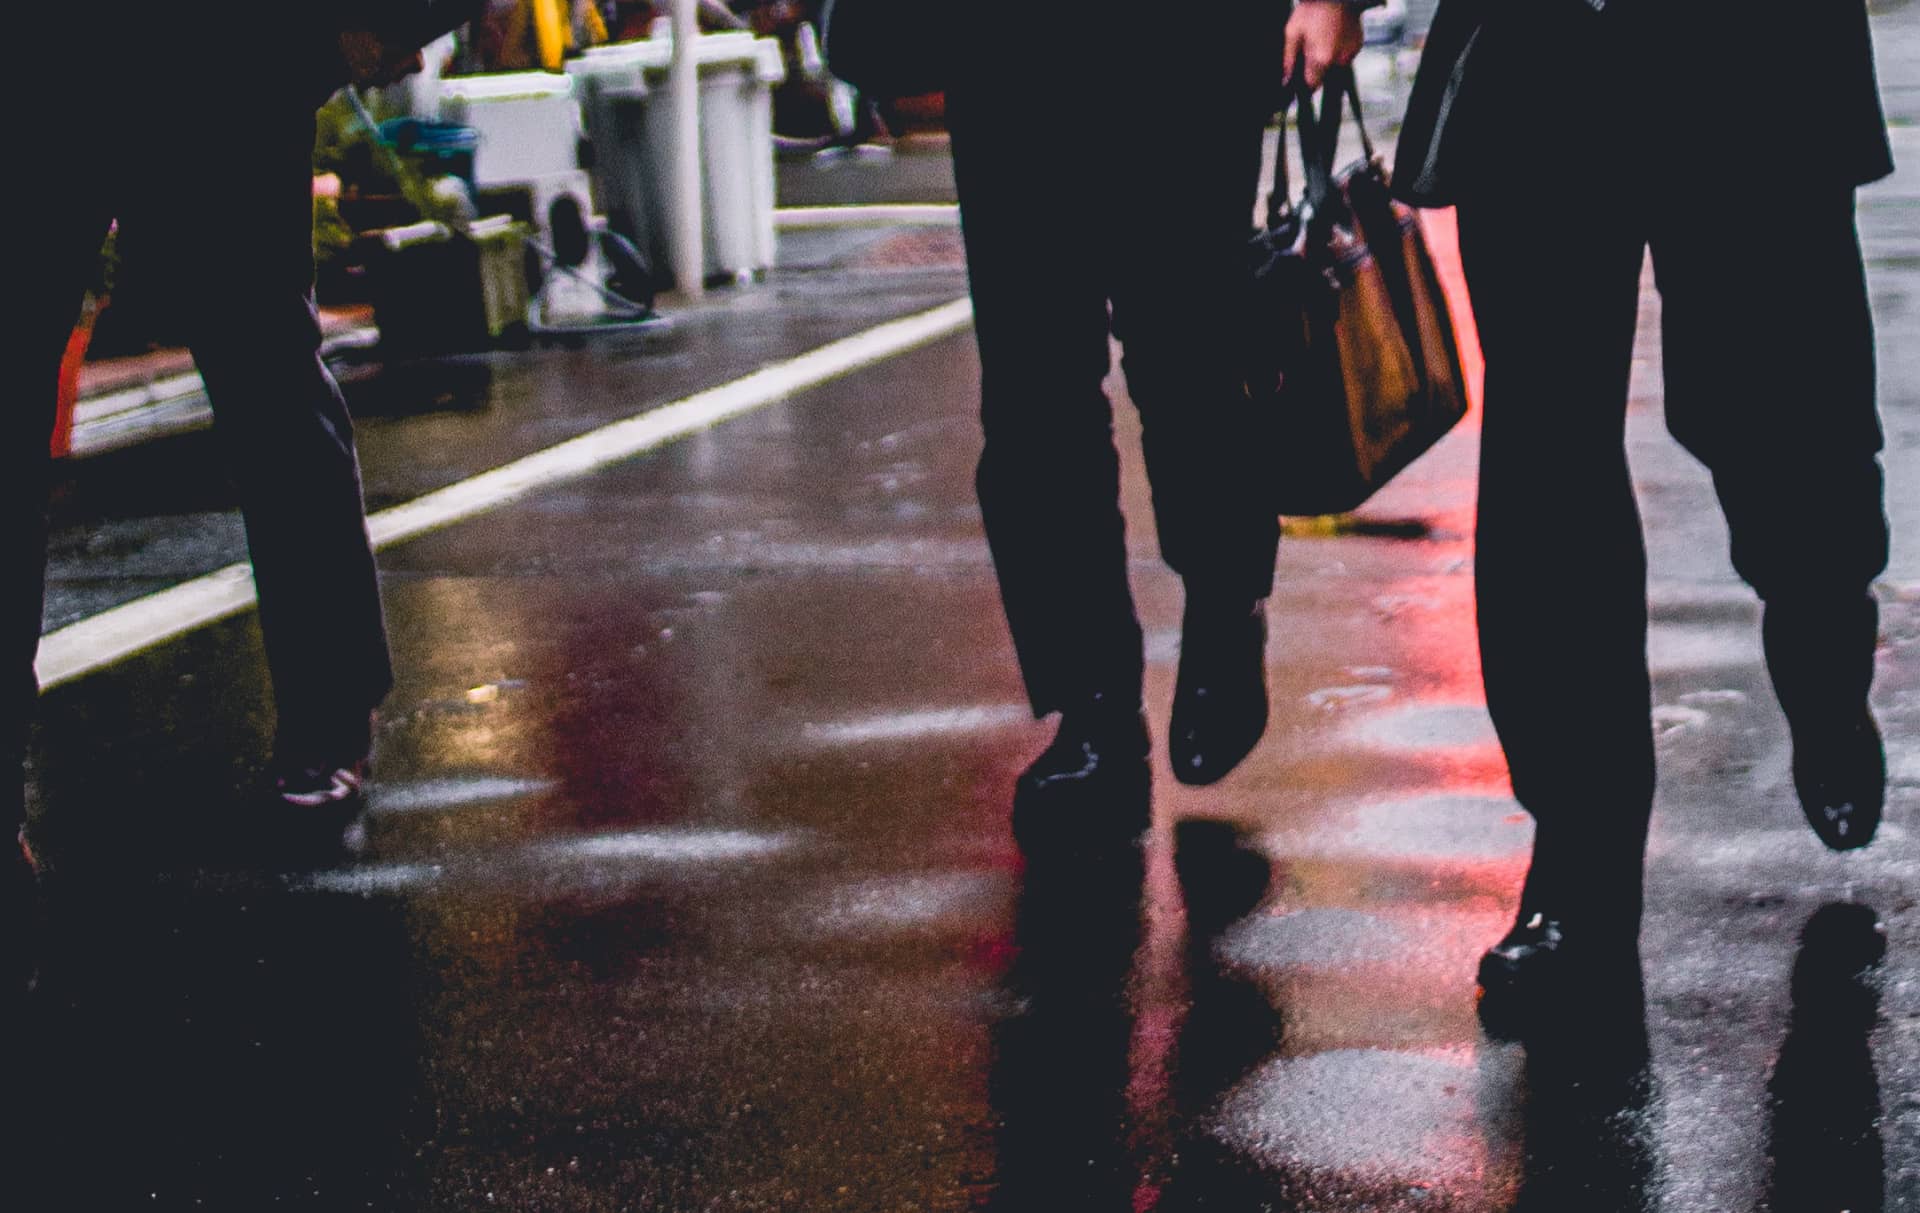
[1392,0,1894,207]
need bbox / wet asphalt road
[16,11,1920,1211]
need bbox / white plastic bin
[438,72,584,187]
[564,34,785,282]
[565,42,665,254]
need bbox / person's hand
[339,29,426,89]
[1282,1,1366,91]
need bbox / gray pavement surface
[16,7,1920,1210]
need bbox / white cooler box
[438,72,584,186]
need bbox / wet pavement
[15,10,1920,1211]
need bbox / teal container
[377,118,480,192]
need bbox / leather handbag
[818,0,952,99]
[1249,70,1470,517]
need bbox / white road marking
[36,297,976,690]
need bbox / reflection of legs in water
[984,844,1147,1211]
[1169,820,1280,1099]
[986,817,1285,1210]
[1155,821,1288,1208]
[1762,903,1887,1213]
[1506,957,1657,1212]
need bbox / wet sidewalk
[15,9,1920,1211]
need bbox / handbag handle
[1265,68,1376,231]
[1279,70,1439,398]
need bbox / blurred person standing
[947,0,1375,840]
[4,0,482,977]
[1392,0,1894,1000]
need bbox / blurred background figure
[6,1,484,995]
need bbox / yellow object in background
[531,0,566,70]
[486,0,610,72]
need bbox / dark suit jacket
[1391,0,1895,207]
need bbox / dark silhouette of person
[5,2,483,991]
[945,1,1372,844]
[1393,0,1893,997]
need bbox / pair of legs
[1459,178,1888,945]
[5,74,393,838]
[948,23,1282,822]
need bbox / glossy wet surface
[15,13,1920,1210]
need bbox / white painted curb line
[37,297,976,690]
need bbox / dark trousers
[948,20,1283,716]
[5,66,392,823]
[1458,182,1887,920]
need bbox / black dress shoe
[1476,912,1639,1040]
[1478,912,1568,990]
[1169,597,1269,786]
[1012,698,1150,850]
[1790,707,1884,852]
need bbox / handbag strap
[1265,103,1293,228]
[1319,70,1376,167]
[1288,70,1441,398]
[1266,67,1376,230]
